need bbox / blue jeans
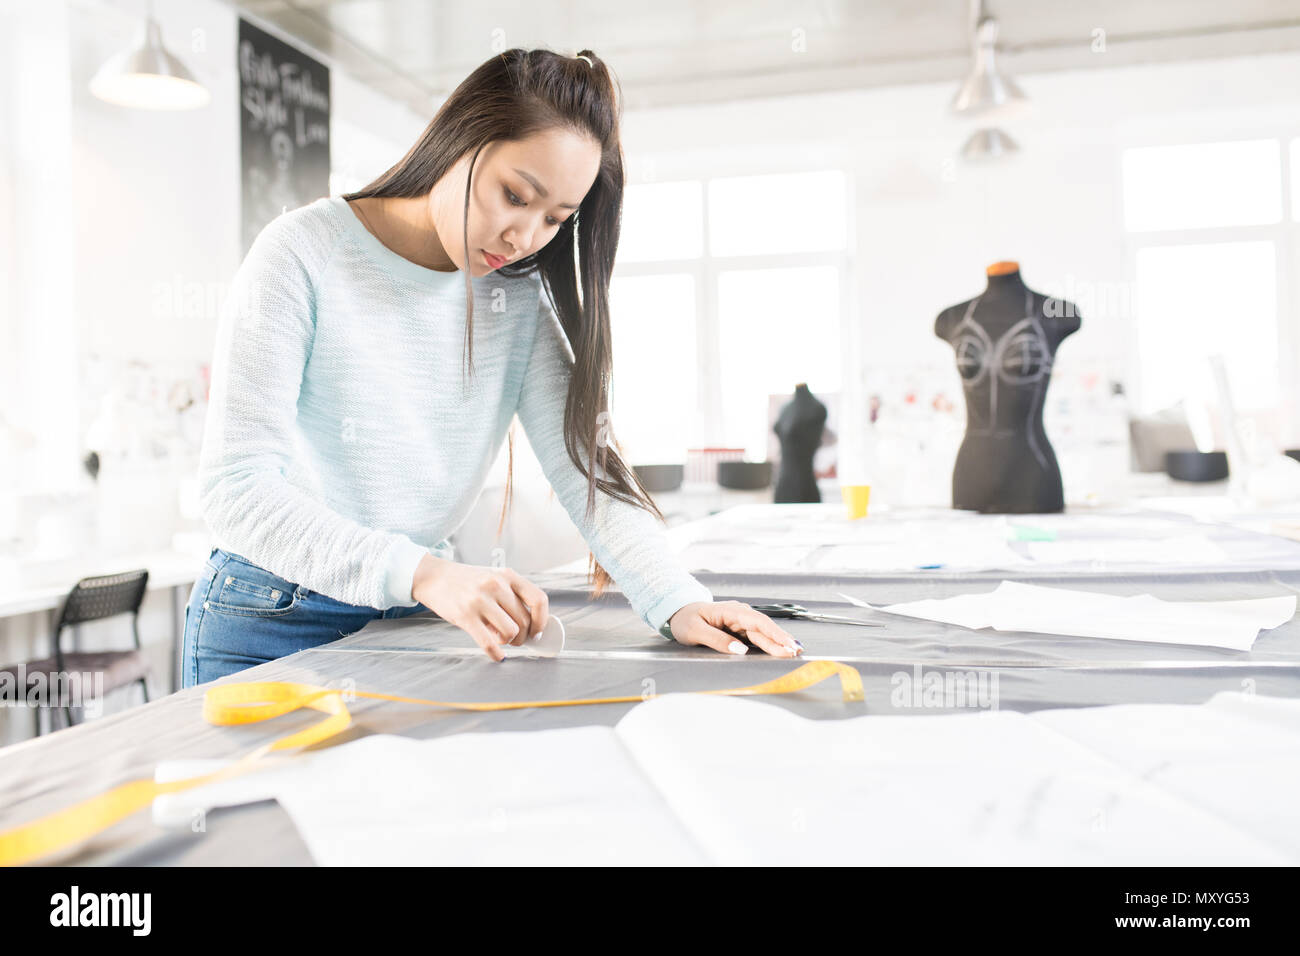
[181,548,429,687]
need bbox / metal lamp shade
[950,17,1029,123]
[960,127,1019,162]
[90,18,210,110]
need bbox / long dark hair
[343,48,664,599]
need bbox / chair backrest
[56,569,150,629]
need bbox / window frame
[1120,134,1298,422]
[613,169,856,459]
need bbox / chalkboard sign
[238,18,330,256]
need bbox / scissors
[749,603,882,627]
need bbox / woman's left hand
[665,601,803,657]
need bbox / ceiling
[222,0,1300,116]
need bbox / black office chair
[1,569,153,735]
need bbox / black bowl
[1165,450,1229,482]
[633,464,683,493]
[717,461,772,490]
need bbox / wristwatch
[658,620,676,642]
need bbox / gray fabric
[3,514,1299,865]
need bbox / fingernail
[727,640,748,655]
[532,631,542,641]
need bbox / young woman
[180,48,800,687]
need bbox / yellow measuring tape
[0,660,863,866]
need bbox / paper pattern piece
[615,692,1297,865]
[838,581,1296,651]
[154,689,1300,865]
[160,727,707,865]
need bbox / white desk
[0,548,207,692]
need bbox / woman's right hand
[411,553,550,662]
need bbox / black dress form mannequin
[773,383,827,503]
[934,262,1081,513]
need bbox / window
[608,273,698,463]
[1121,140,1282,232]
[619,181,703,263]
[708,170,848,256]
[1123,137,1295,421]
[1134,241,1278,414]
[613,170,852,468]
[718,266,841,461]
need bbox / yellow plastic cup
[841,484,871,520]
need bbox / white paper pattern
[838,581,1295,651]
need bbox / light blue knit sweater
[197,196,712,632]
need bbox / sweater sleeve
[197,211,428,609]
[515,285,714,634]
